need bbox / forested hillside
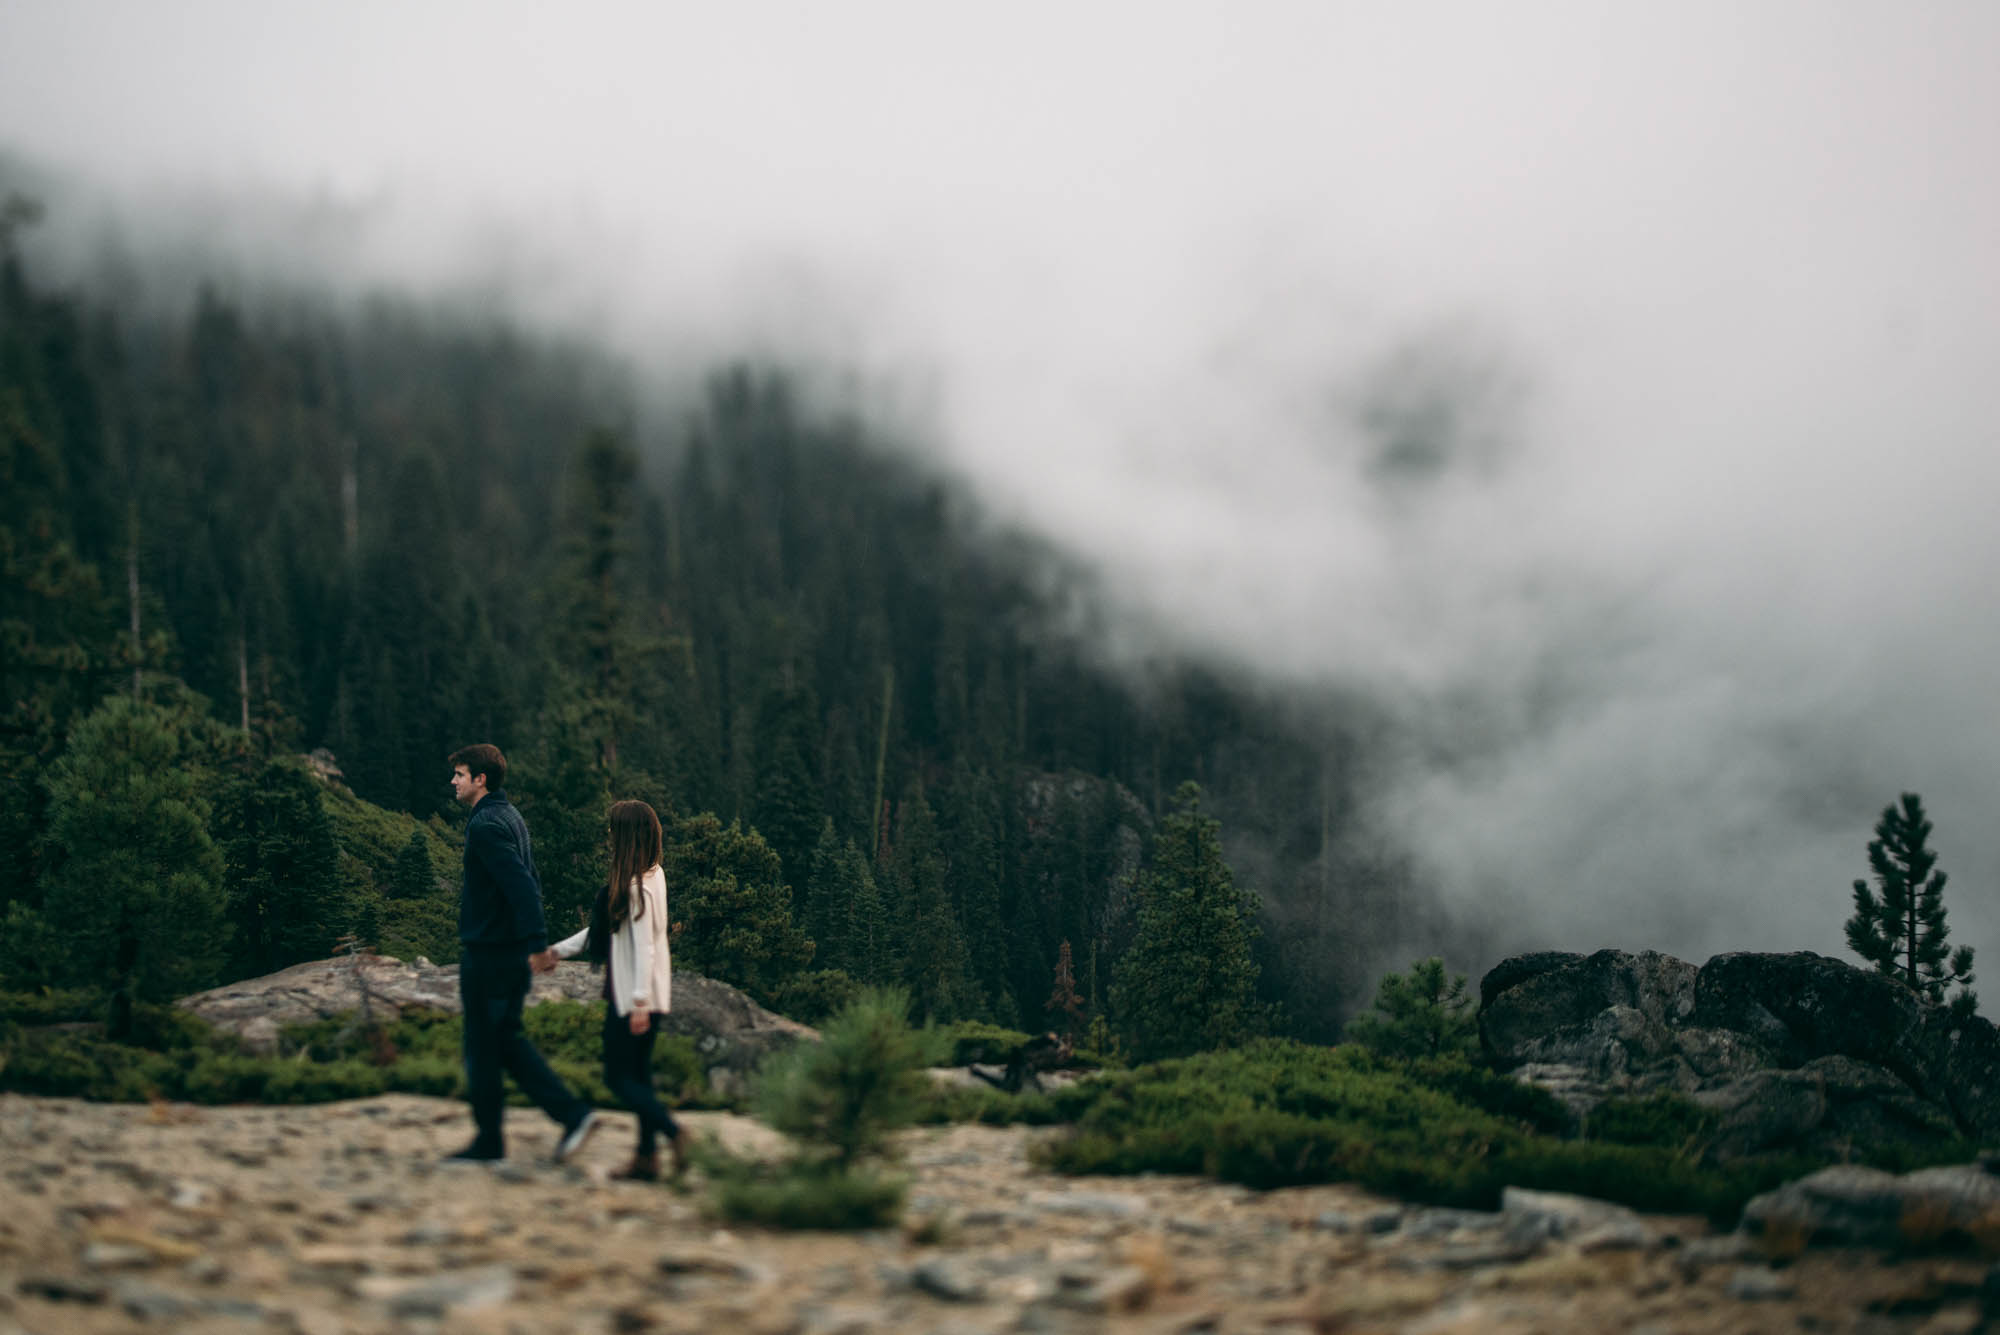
[0,200,1430,1042]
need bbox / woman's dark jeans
[601,1007,681,1155]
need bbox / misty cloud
[4,0,1997,980]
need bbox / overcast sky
[4,1,1997,977]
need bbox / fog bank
[5,1,1997,976]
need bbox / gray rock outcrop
[177,955,814,1089]
[1480,948,2000,1155]
[1740,1160,2000,1249]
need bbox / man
[444,742,598,1164]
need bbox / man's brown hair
[448,743,508,791]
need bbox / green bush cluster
[0,989,106,1027]
[917,1083,1072,1128]
[932,1020,1113,1072]
[1396,1055,1574,1137]
[1583,1091,1719,1149]
[0,999,712,1110]
[1032,1039,1847,1225]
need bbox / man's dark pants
[459,945,588,1155]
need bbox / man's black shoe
[553,1110,600,1164]
[443,1143,504,1164]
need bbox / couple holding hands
[447,744,686,1181]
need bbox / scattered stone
[1311,1275,1452,1323]
[960,1208,1032,1230]
[90,1223,205,1263]
[657,1248,771,1286]
[0,1088,1984,1333]
[111,1278,193,1321]
[168,1180,218,1211]
[1574,1218,1654,1253]
[1501,1187,1647,1242]
[182,1255,226,1285]
[1401,1208,1503,1240]
[1726,1266,1798,1301]
[1048,1262,1152,1313]
[1027,1191,1149,1219]
[1402,1237,1546,1271]
[1916,1304,1985,1335]
[911,1257,987,1303]
[80,1242,155,1271]
[351,1264,516,1317]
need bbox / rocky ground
[2,1092,1995,1335]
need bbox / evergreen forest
[0,199,1428,1044]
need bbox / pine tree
[389,827,440,900]
[216,759,346,978]
[803,819,891,983]
[940,755,1016,1025]
[0,290,123,905]
[511,730,611,939]
[38,695,228,1028]
[1846,792,1975,1013]
[377,827,458,964]
[1344,957,1478,1059]
[1111,781,1267,1062]
[669,811,814,1001]
[750,683,824,896]
[886,786,983,1023]
[553,427,644,771]
[328,449,471,816]
[1047,939,1084,1042]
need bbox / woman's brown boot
[610,1151,659,1182]
[668,1129,690,1178]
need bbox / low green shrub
[2,999,713,1110]
[1029,1038,1880,1226]
[939,1021,1036,1067]
[1397,1056,1574,1136]
[384,1053,463,1099]
[710,1162,907,1230]
[261,1058,389,1104]
[1584,1091,1718,1148]
[917,1082,1072,1127]
[935,1020,1111,1072]
[0,988,104,1027]
[1475,1139,1815,1223]
[178,1051,275,1103]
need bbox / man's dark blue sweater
[457,790,549,953]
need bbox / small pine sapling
[1846,792,1976,1015]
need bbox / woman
[538,799,684,1179]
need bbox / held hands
[629,1004,650,1036]
[528,949,557,974]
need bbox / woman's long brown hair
[606,800,663,931]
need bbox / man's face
[450,764,485,806]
